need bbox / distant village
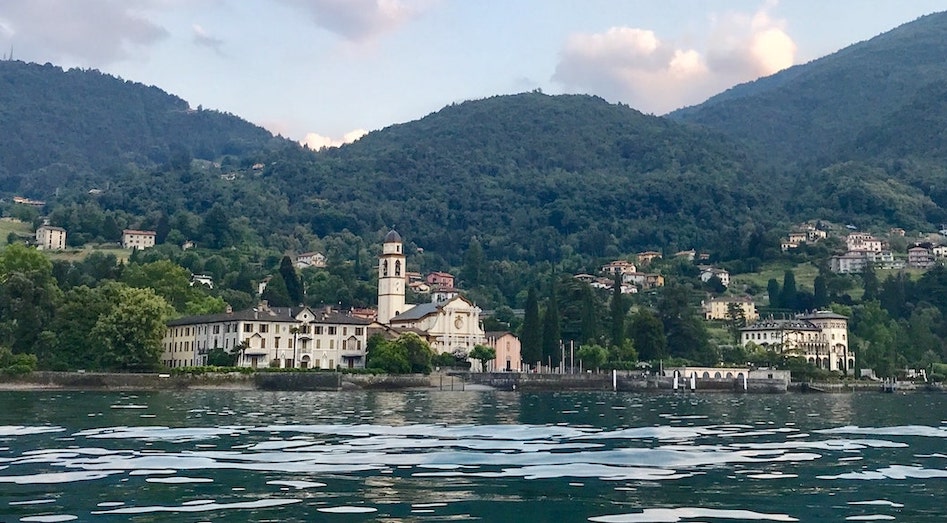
[16,206,947,378]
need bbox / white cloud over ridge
[279,0,427,42]
[302,128,368,150]
[553,5,797,114]
[0,0,168,65]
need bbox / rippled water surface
[0,390,945,522]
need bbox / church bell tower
[377,230,406,324]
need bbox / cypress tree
[540,289,561,369]
[520,287,542,366]
[609,273,625,348]
[279,255,304,305]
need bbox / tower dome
[384,230,402,243]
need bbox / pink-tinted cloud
[279,0,430,42]
[553,5,797,114]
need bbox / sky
[1,1,945,149]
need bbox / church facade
[377,230,486,356]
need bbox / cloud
[0,0,168,65]
[301,128,368,150]
[192,23,223,54]
[552,5,797,114]
[279,0,429,42]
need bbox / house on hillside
[295,251,327,269]
[601,260,637,276]
[846,232,884,252]
[122,229,156,250]
[702,296,758,322]
[699,267,730,287]
[35,225,66,250]
[426,271,455,289]
[908,245,935,269]
[637,251,662,266]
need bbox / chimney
[226,304,233,314]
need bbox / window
[383,260,389,277]
[259,324,269,333]
[301,325,310,334]
[260,339,266,349]
[244,324,253,333]
[355,328,363,335]
[329,340,334,349]
[328,327,336,335]
[343,327,347,336]
[213,325,220,334]
[395,260,401,276]
[316,340,321,349]
[315,326,323,335]
[275,337,280,348]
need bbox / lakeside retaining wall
[466,372,790,393]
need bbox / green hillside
[669,11,947,166]
[0,60,281,196]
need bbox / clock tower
[377,229,406,324]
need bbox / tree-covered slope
[669,11,947,165]
[284,93,777,262]
[0,60,279,195]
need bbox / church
[376,230,486,356]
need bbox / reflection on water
[0,390,945,522]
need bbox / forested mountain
[670,11,947,166]
[0,60,281,195]
[294,93,774,263]
[4,10,947,269]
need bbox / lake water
[0,390,945,522]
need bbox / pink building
[426,271,455,289]
[485,331,522,372]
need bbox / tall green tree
[767,278,781,309]
[470,344,496,372]
[780,271,798,311]
[261,273,292,307]
[520,287,542,366]
[725,302,747,344]
[92,284,174,370]
[657,283,715,364]
[279,255,304,305]
[462,236,485,287]
[609,273,626,348]
[541,288,561,368]
[628,308,667,361]
[861,264,879,302]
[0,244,61,354]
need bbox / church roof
[390,302,439,322]
[384,230,402,243]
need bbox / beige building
[162,303,370,369]
[35,225,66,250]
[122,229,156,250]
[702,296,758,322]
[740,311,853,374]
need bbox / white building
[162,303,370,369]
[907,246,935,269]
[295,252,327,269]
[740,311,853,374]
[122,229,156,250]
[35,225,66,250]
[699,267,730,287]
[830,250,901,273]
[377,230,486,357]
[846,233,884,252]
